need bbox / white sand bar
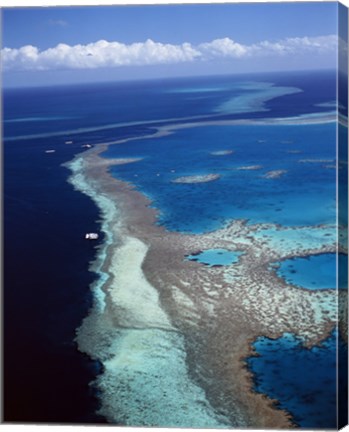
[107,236,172,329]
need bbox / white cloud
[254,35,338,56]
[199,38,248,58]
[1,35,337,72]
[2,39,201,71]
[200,35,338,58]
[48,19,68,27]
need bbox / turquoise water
[186,249,243,266]
[104,123,336,233]
[276,253,347,290]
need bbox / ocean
[3,70,347,427]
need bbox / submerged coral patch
[210,150,234,156]
[171,174,220,183]
[263,170,287,179]
[235,165,263,170]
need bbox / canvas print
[2,1,348,429]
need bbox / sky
[1,2,340,87]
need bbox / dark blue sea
[3,70,347,426]
[276,253,347,291]
[247,330,348,429]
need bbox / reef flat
[66,120,345,428]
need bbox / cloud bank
[2,35,337,71]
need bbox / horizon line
[2,67,337,90]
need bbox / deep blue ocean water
[3,70,336,142]
[276,253,347,290]
[247,331,348,429]
[3,135,107,422]
[3,70,346,426]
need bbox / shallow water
[254,225,336,254]
[104,122,336,233]
[98,327,232,427]
[186,249,243,266]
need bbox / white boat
[85,233,99,240]
[45,150,56,153]
[65,140,73,144]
